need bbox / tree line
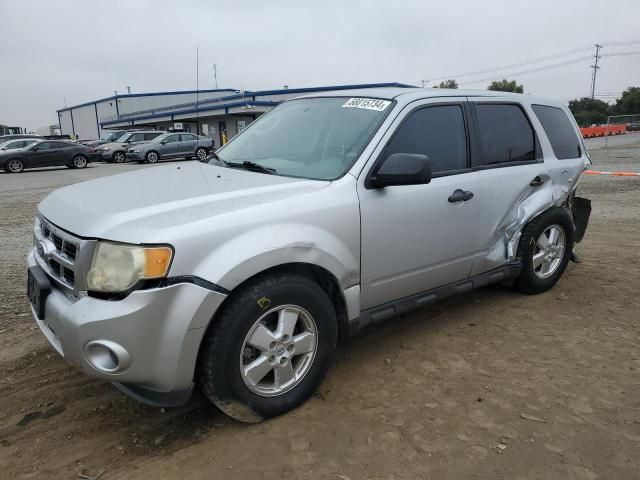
[431,79,639,127]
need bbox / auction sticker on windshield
[342,98,391,111]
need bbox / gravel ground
[0,142,639,479]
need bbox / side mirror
[32,146,39,152]
[367,153,431,189]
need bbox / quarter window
[384,105,468,174]
[532,105,581,159]
[475,104,535,166]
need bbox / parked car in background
[627,122,640,132]
[126,132,214,163]
[96,130,164,163]
[2,140,97,173]
[0,134,41,142]
[0,138,40,151]
[82,130,127,148]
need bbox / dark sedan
[1,140,98,173]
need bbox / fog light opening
[85,340,131,374]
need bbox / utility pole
[590,44,602,99]
[213,63,218,89]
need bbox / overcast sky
[1,0,639,130]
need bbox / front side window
[164,135,180,143]
[180,134,197,141]
[532,105,581,159]
[475,104,535,166]
[35,142,52,150]
[212,97,392,180]
[384,105,468,174]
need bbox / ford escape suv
[27,88,591,422]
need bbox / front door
[26,142,55,167]
[358,100,483,310]
[161,134,181,157]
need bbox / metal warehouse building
[57,83,412,147]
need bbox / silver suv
[97,130,164,163]
[26,88,591,422]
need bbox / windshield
[116,133,132,143]
[210,97,392,180]
[101,131,122,141]
[150,134,169,143]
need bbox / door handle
[530,175,545,187]
[448,189,474,203]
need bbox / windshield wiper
[228,161,277,175]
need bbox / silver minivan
[27,88,590,422]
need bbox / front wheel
[515,207,574,294]
[196,147,208,160]
[113,151,126,163]
[72,155,88,169]
[146,151,159,163]
[198,272,337,423]
[5,159,24,173]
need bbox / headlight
[86,242,173,293]
[130,149,140,153]
[102,146,112,151]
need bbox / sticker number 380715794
[342,98,391,111]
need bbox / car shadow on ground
[26,283,514,459]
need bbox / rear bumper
[27,250,227,402]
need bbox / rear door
[464,99,549,276]
[179,134,197,155]
[48,142,74,166]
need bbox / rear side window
[385,105,467,174]
[144,132,161,141]
[532,105,581,159]
[475,104,535,166]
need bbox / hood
[38,162,329,242]
[98,141,129,149]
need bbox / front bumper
[27,250,226,402]
[125,151,143,160]
[98,151,113,160]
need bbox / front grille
[39,222,78,261]
[34,216,90,293]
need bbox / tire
[514,207,574,294]
[113,151,126,163]
[71,155,88,169]
[198,272,338,423]
[146,151,159,163]
[196,147,208,160]
[5,158,24,173]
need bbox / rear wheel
[5,159,24,173]
[515,207,574,294]
[72,155,88,169]
[196,147,208,160]
[146,151,159,163]
[113,151,126,163]
[198,272,337,423]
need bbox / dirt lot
[1,141,639,480]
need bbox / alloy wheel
[532,224,566,279]
[7,159,23,173]
[240,305,318,397]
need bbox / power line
[458,55,593,86]
[426,44,593,83]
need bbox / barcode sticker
[342,98,391,111]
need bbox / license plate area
[28,266,51,319]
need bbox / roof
[302,87,567,108]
